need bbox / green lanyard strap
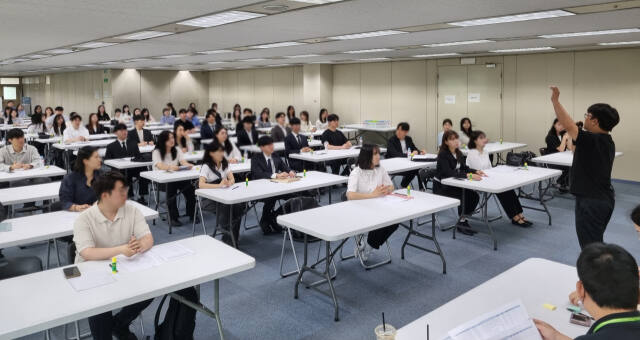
[593,316,640,333]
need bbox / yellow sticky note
[543,303,556,311]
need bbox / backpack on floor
[154,287,198,340]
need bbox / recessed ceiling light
[449,10,574,27]
[238,58,268,62]
[250,41,306,49]
[329,30,406,40]
[156,54,189,59]
[25,54,49,59]
[44,48,74,54]
[124,58,152,62]
[177,11,265,27]
[424,39,493,47]
[412,53,460,58]
[598,40,640,45]
[290,0,345,4]
[540,28,640,38]
[357,57,390,61]
[0,58,30,64]
[72,42,118,49]
[284,54,321,58]
[116,31,174,40]
[490,47,555,53]
[343,48,393,54]
[196,50,235,54]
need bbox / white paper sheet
[377,194,411,204]
[115,252,162,273]
[67,269,116,292]
[447,300,541,340]
[148,243,194,262]
[444,95,456,104]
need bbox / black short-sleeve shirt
[570,129,615,200]
[545,133,562,154]
[321,129,347,146]
[174,119,194,131]
[575,311,640,340]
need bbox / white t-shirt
[152,148,185,170]
[200,163,231,183]
[347,166,393,194]
[400,139,407,153]
[459,131,470,145]
[316,119,328,130]
[465,149,492,170]
[63,125,90,141]
[225,142,242,160]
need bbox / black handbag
[131,153,152,162]
[506,151,536,166]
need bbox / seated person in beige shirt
[72,171,153,340]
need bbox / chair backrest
[539,147,547,156]
[281,196,320,215]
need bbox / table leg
[400,215,447,274]
[481,193,498,251]
[229,205,237,248]
[214,279,225,340]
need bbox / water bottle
[324,141,329,150]
[407,148,412,160]
[243,150,248,163]
[358,136,363,146]
[39,155,45,167]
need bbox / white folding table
[0,181,60,217]
[0,165,66,183]
[75,144,155,157]
[343,123,396,141]
[194,171,348,247]
[277,190,460,321]
[532,150,623,167]
[239,140,322,154]
[0,235,255,340]
[460,142,527,165]
[441,165,562,250]
[380,156,437,175]
[0,200,158,268]
[396,258,585,340]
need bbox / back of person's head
[92,171,127,202]
[577,243,639,310]
[468,130,486,149]
[133,114,145,122]
[258,135,274,147]
[397,122,410,131]
[7,128,24,141]
[356,144,380,170]
[587,103,619,132]
[275,112,285,120]
[31,112,43,125]
[74,146,98,173]
[289,117,301,126]
[203,141,229,171]
[327,114,339,122]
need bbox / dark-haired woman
[97,104,110,121]
[434,130,482,236]
[346,144,396,261]
[232,104,242,128]
[316,108,328,130]
[545,118,572,190]
[27,113,47,155]
[466,131,532,227]
[286,105,295,125]
[87,113,106,135]
[459,117,473,146]
[199,142,245,245]
[59,146,101,212]
[174,123,194,153]
[141,108,155,123]
[214,126,241,163]
[167,102,177,117]
[152,131,196,226]
[33,105,43,116]
[257,108,271,129]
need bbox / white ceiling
[1,0,640,75]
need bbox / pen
[231,186,239,190]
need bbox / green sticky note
[0,222,12,232]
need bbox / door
[1,85,21,107]
[437,66,468,139]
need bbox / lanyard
[593,316,640,333]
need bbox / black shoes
[113,327,138,340]
[170,218,182,226]
[456,220,477,236]
[512,218,533,228]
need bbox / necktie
[122,142,127,153]
[267,158,273,174]
[298,135,302,145]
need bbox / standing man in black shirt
[386,122,426,188]
[550,86,619,249]
[534,243,640,340]
[321,114,352,175]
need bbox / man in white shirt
[73,171,153,340]
[63,113,89,143]
[270,112,291,142]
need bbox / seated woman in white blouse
[174,122,195,153]
[466,130,532,227]
[152,130,197,226]
[198,142,246,246]
[213,126,242,163]
[346,144,396,260]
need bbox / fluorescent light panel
[44,48,74,54]
[117,31,174,40]
[26,54,49,59]
[598,41,640,45]
[238,58,267,62]
[125,58,152,62]
[424,39,493,47]
[156,54,189,59]
[290,0,344,3]
[197,49,235,54]
[540,28,640,38]
[449,10,574,27]
[72,41,117,49]
[329,30,406,40]
[412,53,460,58]
[490,47,555,53]
[250,41,306,49]
[358,57,389,61]
[207,61,225,64]
[284,54,320,58]
[177,11,265,27]
[100,61,118,65]
[343,48,393,54]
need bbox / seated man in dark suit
[236,116,259,147]
[386,122,426,188]
[128,114,154,146]
[200,109,218,140]
[284,117,312,172]
[270,112,291,143]
[250,136,296,234]
[105,123,149,204]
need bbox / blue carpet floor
[8,179,640,340]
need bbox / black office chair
[0,256,43,280]
[418,168,437,192]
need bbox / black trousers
[124,169,149,197]
[326,160,347,175]
[166,180,196,220]
[575,195,615,249]
[398,171,417,188]
[495,190,523,219]
[367,224,399,249]
[88,299,153,340]
[436,183,479,216]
